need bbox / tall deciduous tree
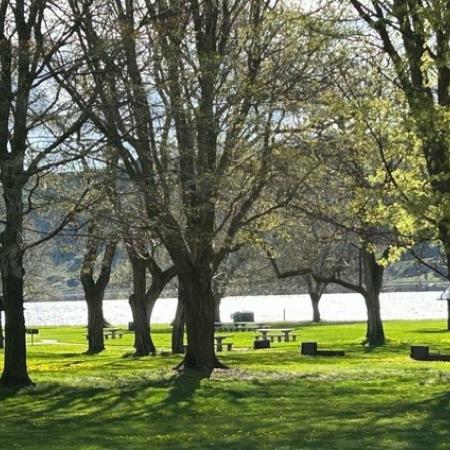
[0,0,91,385]
[349,1,450,278]
[58,0,317,372]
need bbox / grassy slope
[1,321,450,449]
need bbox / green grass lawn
[2,320,450,449]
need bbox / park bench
[301,342,345,357]
[215,341,233,352]
[269,334,283,343]
[410,345,450,361]
[214,335,233,352]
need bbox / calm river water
[23,291,448,326]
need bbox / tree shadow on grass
[161,371,204,410]
[2,374,450,449]
[0,385,27,401]
[415,391,450,450]
[26,352,83,360]
[413,328,450,334]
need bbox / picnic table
[256,328,296,343]
[215,322,257,332]
[256,328,272,340]
[280,328,294,342]
[214,335,233,351]
[234,322,256,331]
[104,328,123,339]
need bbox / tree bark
[129,292,153,355]
[361,248,385,346]
[214,297,221,323]
[145,259,177,328]
[128,254,154,356]
[1,267,31,385]
[213,288,223,323]
[0,183,32,386]
[305,275,326,323]
[0,297,4,349]
[125,244,156,356]
[364,290,385,346]
[85,291,105,354]
[176,266,225,372]
[172,283,185,354]
[81,226,117,354]
[310,293,321,323]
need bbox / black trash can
[254,339,270,349]
[410,345,429,360]
[301,342,318,355]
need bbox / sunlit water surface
[23,291,448,326]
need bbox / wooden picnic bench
[257,328,297,343]
[215,335,233,352]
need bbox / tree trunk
[126,247,155,356]
[213,291,222,323]
[439,230,450,330]
[172,282,185,354]
[129,292,154,356]
[145,292,158,326]
[364,290,385,346]
[310,293,321,323]
[212,276,225,323]
[0,184,32,386]
[362,249,385,346]
[177,266,225,372]
[305,275,326,323]
[1,268,31,385]
[145,263,177,331]
[81,227,117,354]
[0,309,4,349]
[85,291,105,354]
